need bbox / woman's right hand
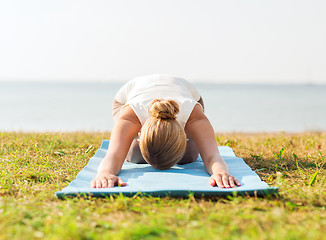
[91,172,127,188]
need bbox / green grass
[0,132,325,240]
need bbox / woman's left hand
[209,172,241,188]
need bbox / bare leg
[177,138,199,165]
[125,139,147,164]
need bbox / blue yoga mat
[55,140,278,198]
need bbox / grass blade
[309,170,319,186]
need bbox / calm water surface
[0,81,325,132]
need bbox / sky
[0,0,326,83]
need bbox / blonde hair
[139,99,187,170]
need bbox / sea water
[0,81,325,132]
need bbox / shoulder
[118,105,141,126]
[186,104,207,125]
[115,78,139,103]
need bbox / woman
[91,74,241,188]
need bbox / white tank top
[114,74,201,128]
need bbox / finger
[91,180,96,188]
[107,179,115,188]
[229,177,236,188]
[215,175,224,188]
[101,179,108,188]
[209,177,216,187]
[222,175,230,188]
[118,177,127,187]
[96,179,102,188]
[234,178,241,186]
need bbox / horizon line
[0,79,325,86]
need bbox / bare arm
[185,105,241,188]
[91,105,141,188]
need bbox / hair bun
[149,99,179,120]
